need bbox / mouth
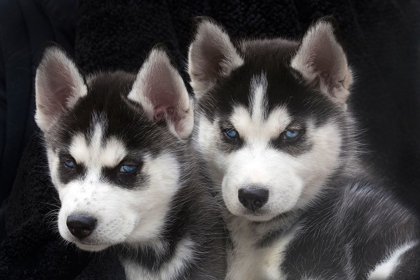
[241,207,297,222]
[240,209,276,222]
[243,213,275,222]
[73,240,111,252]
[250,209,298,225]
[68,236,113,252]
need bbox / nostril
[253,199,263,208]
[239,197,249,207]
[66,214,97,239]
[238,187,269,211]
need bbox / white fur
[367,241,418,280]
[226,219,301,280]
[124,237,196,280]
[69,133,127,168]
[49,123,182,251]
[249,74,268,123]
[231,105,291,143]
[195,74,342,222]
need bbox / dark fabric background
[0,0,419,279]
[0,0,77,205]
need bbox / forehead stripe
[230,72,292,143]
[69,123,127,168]
[249,73,268,123]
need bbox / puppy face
[36,46,193,251]
[47,113,182,251]
[195,72,343,222]
[189,19,352,222]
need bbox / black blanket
[2,0,420,279]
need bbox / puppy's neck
[224,207,302,249]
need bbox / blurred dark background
[0,0,419,278]
[0,0,77,239]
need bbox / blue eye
[224,128,238,139]
[284,129,300,140]
[120,165,138,173]
[64,160,75,168]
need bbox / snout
[66,214,97,239]
[238,186,269,211]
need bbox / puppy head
[36,45,193,250]
[189,18,353,222]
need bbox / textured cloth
[0,0,77,205]
[2,0,420,279]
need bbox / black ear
[128,47,193,139]
[291,18,353,104]
[188,18,243,98]
[35,44,87,132]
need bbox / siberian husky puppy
[35,44,226,280]
[188,18,420,280]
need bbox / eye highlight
[219,123,244,152]
[282,129,302,141]
[63,159,76,169]
[224,128,239,139]
[119,165,139,174]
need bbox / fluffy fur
[189,18,420,279]
[35,43,226,280]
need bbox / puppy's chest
[122,259,187,280]
[123,262,158,280]
[121,237,196,280]
[226,218,299,280]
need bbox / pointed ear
[35,44,87,132]
[188,18,244,98]
[291,19,353,104]
[128,48,194,139]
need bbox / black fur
[193,20,420,279]
[45,66,227,278]
[199,39,341,158]
[282,178,420,279]
[46,72,175,189]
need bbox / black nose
[238,188,269,211]
[66,214,97,239]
